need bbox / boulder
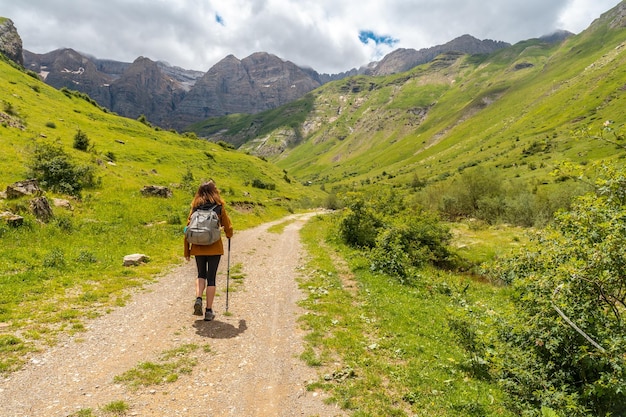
[29,196,53,222]
[141,185,172,198]
[53,198,73,210]
[123,253,149,266]
[6,179,41,199]
[0,211,23,227]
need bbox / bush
[28,142,96,197]
[338,195,382,248]
[72,129,90,151]
[251,178,276,190]
[339,191,454,279]
[478,164,626,416]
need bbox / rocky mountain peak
[371,34,510,76]
[169,52,322,130]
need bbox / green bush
[339,191,453,280]
[251,178,276,190]
[476,164,626,416]
[72,129,90,151]
[28,142,96,197]
[338,194,382,248]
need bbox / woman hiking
[184,181,234,321]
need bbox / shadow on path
[193,318,247,339]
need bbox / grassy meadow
[298,214,520,416]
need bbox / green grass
[113,343,201,389]
[297,214,515,416]
[101,400,129,415]
[267,218,297,234]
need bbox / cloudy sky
[0,0,620,74]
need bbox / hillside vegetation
[193,3,626,210]
[0,55,321,372]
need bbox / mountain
[22,48,203,128]
[168,52,322,131]
[191,1,626,191]
[19,29,517,132]
[367,34,510,76]
[108,56,188,127]
[22,49,322,130]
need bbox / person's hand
[185,256,190,262]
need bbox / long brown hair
[191,181,224,208]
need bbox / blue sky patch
[358,30,398,47]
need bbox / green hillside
[0,55,321,371]
[191,2,626,196]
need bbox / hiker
[184,181,233,321]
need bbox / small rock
[123,253,149,266]
[141,185,172,198]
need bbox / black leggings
[194,255,221,286]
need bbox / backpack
[185,205,221,245]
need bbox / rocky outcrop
[170,52,322,130]
[6,179,41,198]
[0,17,23,66]
[29,196,53,222]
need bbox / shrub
[137,114,152,127]
[339,191,453,278]
[28,142,96,197]
[480,164,626,416]
[338,195,382,248]
[72,129,90,151]
[105,151,116,162]
[251,178,276,190]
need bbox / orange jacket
[184,204,233,257]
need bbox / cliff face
[24,48,114,106]
[109,57,187,127]
[170,52,322,130]
[22,48,322,130]
[23,49,200,128]
[0,18,23,66]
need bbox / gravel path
[0,212,345,417]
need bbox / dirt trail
[0,212,345,417]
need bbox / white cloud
[0,0,621,73]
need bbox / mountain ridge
[191,0,626,192]
[8,26,512,130]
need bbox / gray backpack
[185,205,221,245]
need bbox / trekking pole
[226,238,231,312]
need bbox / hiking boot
[204,308,215,321]
[193,298,203,316]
